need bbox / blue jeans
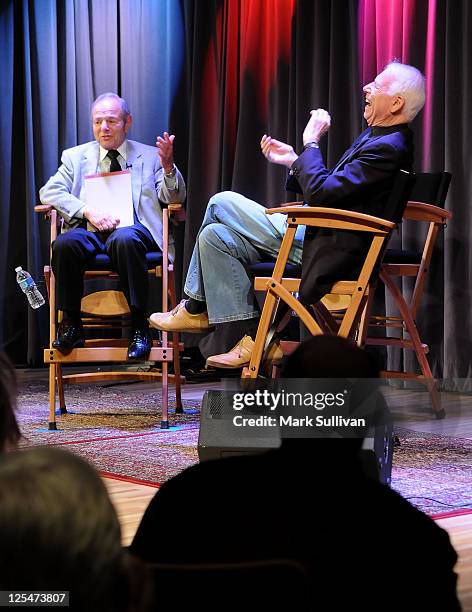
[184,191,305,324]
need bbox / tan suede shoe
[206,335,284,369]
[149,300,212,333]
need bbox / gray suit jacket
[39,139,186,258]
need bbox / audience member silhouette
[0,351,20,453]
[130,336,460,610]
[0,446,150,611]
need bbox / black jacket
[287,124,414,304]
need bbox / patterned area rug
[17,381,200,485]
[392,426,472,515]
[15,381,472,516]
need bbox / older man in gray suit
[40,93,186,360]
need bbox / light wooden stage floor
[105,476,472,611]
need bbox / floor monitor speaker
[197,390,393,485]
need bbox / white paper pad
[84,170,134,230]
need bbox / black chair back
[383,169,415,223]
[384,171,452,264]
[409,171,451,207]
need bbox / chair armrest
[266,206,396,233]
[269,201,304,209]
[35,204,59,242]
[35,204,53,213]
[404,201,452,223]
[168,202,186,223]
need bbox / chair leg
[381,273,443,418]
[357,289,375,347]
[160,360,169,429]
[425,379,444,419]
[244,291,279,378]
[405,329,444,418]
[56,365,67,414]
[172,331,183,414]
[168,269,183,414]
[311,301,339,335]
[48,364,57,430]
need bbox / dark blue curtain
[0,2,15,358]
[0,0,185,364]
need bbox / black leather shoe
[52,320,85,353]
[127,328,152,360]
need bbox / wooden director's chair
[242,170,415,385]
[365,172,452,417]
[35,202,185,430]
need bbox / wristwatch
[164,164,177,178]
[303,142,319,151]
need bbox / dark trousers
[52,224,159,313]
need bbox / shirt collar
[370,123,409,137]
[99,140,128,162]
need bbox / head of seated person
[0,447,133,611]
[279,336,383,459]
[0,351,20,454]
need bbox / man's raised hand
[260,135,298,168]
[303,109,331,146]
[156,132,175,174]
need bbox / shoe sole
[52,341,85,354]
[127,354,151,361]
[205,359,249,369]
[148,318,213,333]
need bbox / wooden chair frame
[365,200,452,417]
[242,204,397,380]
[35,203,185,430]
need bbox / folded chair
[35,203,185,430]
[365,172,452,417]
[242,170,415,381]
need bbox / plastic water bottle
[15,266,45,309]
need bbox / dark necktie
[106,149,138,224]
[107,149,121,172]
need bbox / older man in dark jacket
[150,61,424,369]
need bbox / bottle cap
[15,266,22,272]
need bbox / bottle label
[19,277,34,291]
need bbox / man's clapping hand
[260,135,298,168]
[303,109,331,146]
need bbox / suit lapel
[332,125,410,174]
[81,143,100,178]
[331,129,373,173]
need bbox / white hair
[383,61,426,121]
